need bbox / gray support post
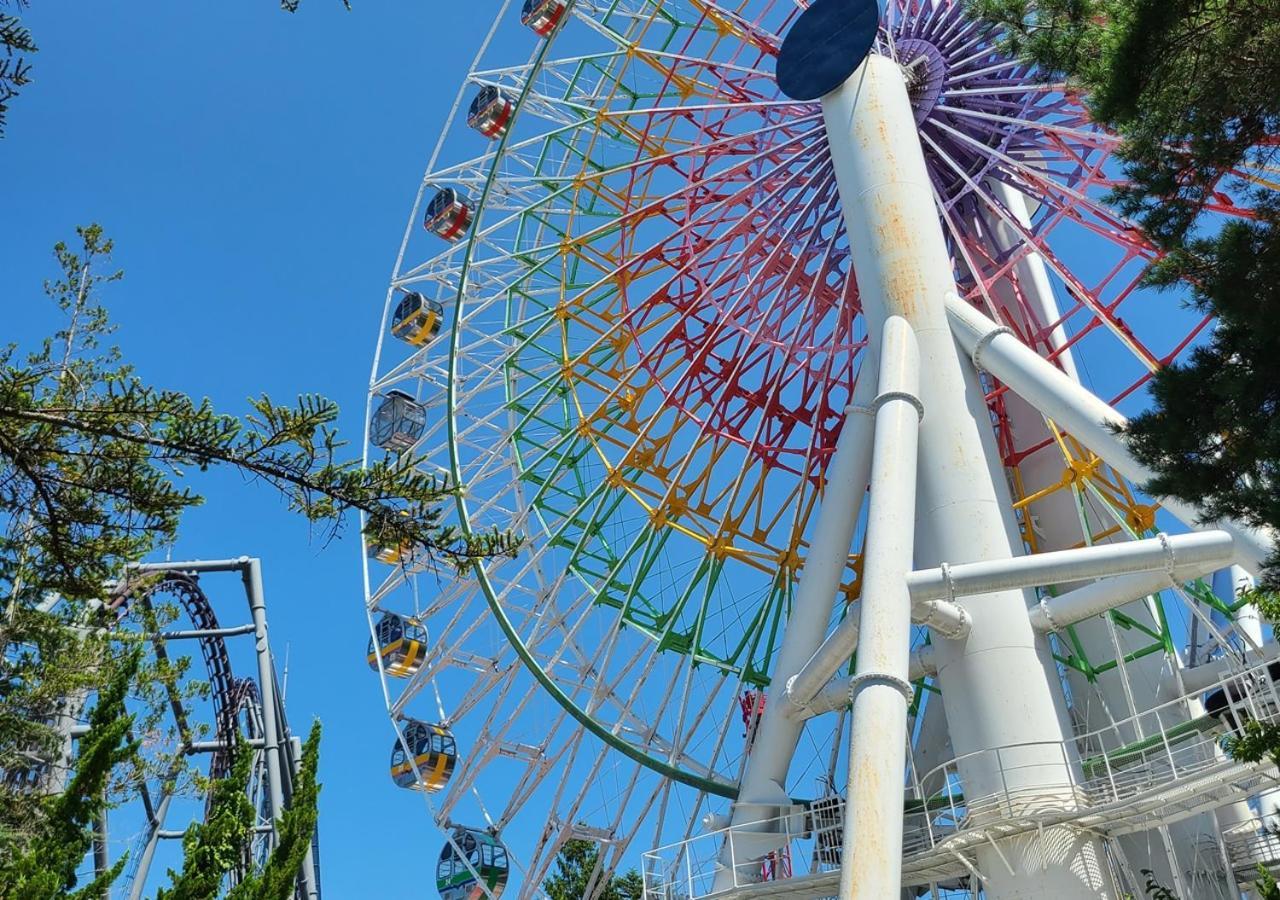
[128,775,178,900]
[93,807,109,897]
[244,559,287,839]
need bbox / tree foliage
[0,224,515,614]
[0,649,138,899]
[0,0,34,137]
[227,721,321,900]
[155,721,321,900]
[973,0,1280,581]
[543,839,643,900]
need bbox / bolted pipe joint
[913,598,971,639]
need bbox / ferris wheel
[361,0,1278,898]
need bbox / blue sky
[2,2,514,894]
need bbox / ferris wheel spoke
[509,160,836,487]
[938,102,1119,148]
[921,127,1164,370]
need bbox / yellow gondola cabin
[366,612,427,677]
[390,720,457,792]
[391,291,446,347]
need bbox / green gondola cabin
[437,828,508,900]
[366,612,428,677]
[390,719,457,792]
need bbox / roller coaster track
[109,571,257,783]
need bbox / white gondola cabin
[366,612,428,677]
[521,0,567,36]
[370,389,426,453]
[391,292,445,347]
[390,719,457,792]
[437,828,508,900]
[467,86,514,140]
[424,188,474,242]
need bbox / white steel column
[838,315,921,900]
[714,345,879,889]
[823,55,1112,897]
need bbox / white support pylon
[711,341,880,891]
[838,314,921,900]
[823,54,1114,897]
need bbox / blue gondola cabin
[521,0,567,36]
[370,389,427,453]
[467,86,515,140]
[391,292,446,347]
[437,828,509,900]
[424,188,475,242]
[390,720,457,792]
[366,612,428,677]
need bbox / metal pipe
[185,738,266,753]
[244,559,287,838]
[1029,564,1218,633]
[839,315,922,900]
[714,337,880,888]
[798,646,936,721]
[128,765,180,900]
[824,55,1110,897]
[909,531,1235,603]
[786,593,967,714]
[786,319,923,715]
[131,557,253,574]
[944,295,1277,575]
[93,806,109,897]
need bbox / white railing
[1226,820,1280,876]
[642,658,1280,899]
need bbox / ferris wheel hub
[896,39,948,124]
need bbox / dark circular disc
[776,0,882,101]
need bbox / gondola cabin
[424,188,474,242]
[366,612,428,677]
[370,390,427,453]
[467,86,515,140]
[390,720,457,792]
[391,292,446,347]
[521,0,567,36]
[437,828,509,900]
[366,537,414,567]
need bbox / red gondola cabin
[467,85,515,140]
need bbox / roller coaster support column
[838,315,921,900]
[245,558,288,836]
[823,54,1112,897]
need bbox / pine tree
[0,1,35,137]
[543,839,643,900]
[227,721,322,900]
[0,650,138,899]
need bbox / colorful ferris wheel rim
[364,0,1254,891]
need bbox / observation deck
[642,659,1280,899]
